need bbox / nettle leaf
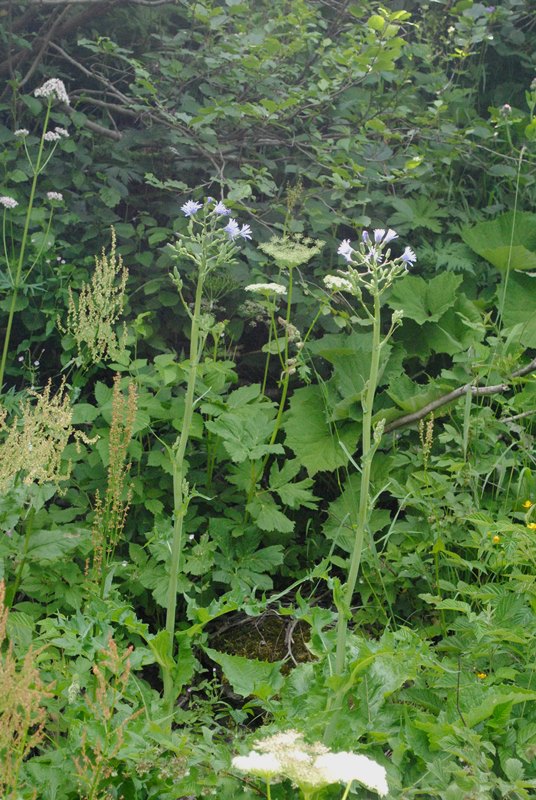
[247,495,294,533]
[26,528,83,561]
[284,385,360,476]
[462,211,536,272]
[269,460,318,510]
[323,472,391,553]
[205,406,283,462]
[204,647,284,700]
[388,272,462,325]
[389,196,448,233]
[463,689,536,729]
[386,374,446,413]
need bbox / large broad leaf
[500,272,536,347]
[388,272,462,325]
[204,648,284,700]
[26,528,83,561]
[284,385,360,476]
[461,211,536,272]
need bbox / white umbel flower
[245,282,287,296]
[232,751,281,778]
[324,275,353,292]
[314,752,389,796]
[34,78,70,105]
[0,196,18,209]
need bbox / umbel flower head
[233,729,389,796]
[34,78,70,105]
[0,196,18,209]
[245,282,287,296]
[314,751,389,796]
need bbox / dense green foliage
[1,0,536,798]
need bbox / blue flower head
[224,218,240,239]
[181,199,203,217]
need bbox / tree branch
[384,357,536,434]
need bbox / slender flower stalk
[162,198,245,724]
[323,228,413,734]
[0,81,70,392]
[0,99,53,392]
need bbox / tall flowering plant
[161,198,251,723]
[322,228,416,725]
[0,79,70,391]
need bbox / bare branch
[384,358,536,434]
[19,6,72,89]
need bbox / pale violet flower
[232,751,281,778]
[324,275,353,293]
[181,199,203,217]
[213,200,230,215]
[314,752,388,796]
[401,246,417,264]
[14,128,29,137]
[374,228,398,245]
[362,230,371,245]
[0,196,18,209]
[46,191,63,201]
[245,282,287,296]
[337,239,355,263]
[224,218,240,239]
[44,131,61,142]
[239,223,252,240]
[34,78,70,105]
[374,228,385,243]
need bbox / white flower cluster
[323,275,353,293]
[0,196,18,209]
[245,282,287,296]
[14,128,29,137]
[232,729,388,796]
[34,79,70,105]
[46,192,63,201]
[44,127,70,143]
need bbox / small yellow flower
[476,671,487,680]
[492,534,501,543]
[522,500,533,509]
[526,523,536,531]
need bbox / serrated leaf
[503,758,524,782]
[246,496,294,532]
[388,272,462,325]
[274,478,318,510]
[418,594,471,614]
[204,647,284,699]
[284,385,360,476]
[26,529,82,561]
[462,211,536,271]
[148,629,174,669]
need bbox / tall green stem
[333,290,382,677]
[0,100,51,393]
[162,261,206,721]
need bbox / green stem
[162,258,206,724]
[340,781,352,800]
[333,291,382,677]
[7,507,35,608]
[0,100,52,393]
